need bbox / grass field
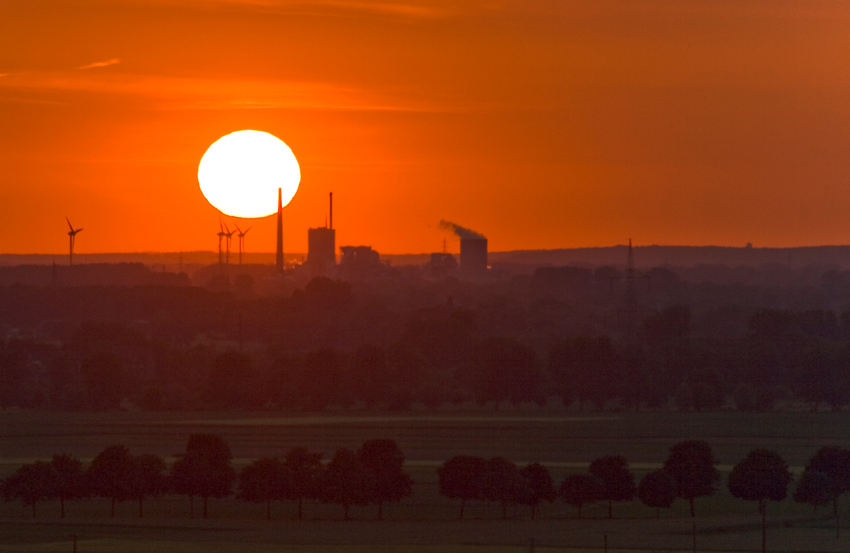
[2,410,850,552]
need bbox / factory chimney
[276,187,283,273]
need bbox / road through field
[1,410,845,471]
[3,410,850,552]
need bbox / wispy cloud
[296,1,445,17]
[140,0,449,18]
[0,96,65,106]
[0,71,441,112]
[79,58,121,70]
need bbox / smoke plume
[439,220,486,240]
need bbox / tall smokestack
[329,192,333,230]
[439,220,488,279]
[276,187,283,273]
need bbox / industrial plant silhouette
[180,188,493,281]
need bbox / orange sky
[2,0,850,255]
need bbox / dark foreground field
[2,410,850,552]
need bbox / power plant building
[338,245,381,279]
[460,238,488,278]
[423,252,458,279]
[305,192,336,276]
[307,227,335,275]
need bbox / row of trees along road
[437,442,850,553]
[437,441,721,520]
[5,438,850,534]
[2,435,412,521]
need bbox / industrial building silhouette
[298,194,489,281]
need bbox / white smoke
[439,220,486,240]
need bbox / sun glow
[198,130,300,218]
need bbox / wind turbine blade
[234,223,242,234]
[244,227,251,235]
[219,216,224,233]
[65,217,73,231]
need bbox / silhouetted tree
[321,448,375,520]
[728,449,792,553]
[663,440,720,516]
[803,446,850,517]
[674,382,694,412]
[87,445,134,517]
[386,341,426,400]
[549,336,617,410]
[482,457,524,519]
[283,447,324,520]
[128,453,167,518]
[170,434,235,519]
[80,352,124,410]
[519,462,556,519]
[358,439,413,520]
[238,457,286,520]
[559,473,603,518]
[589,455,635,518]
[794,470,837,511]
[638,469,676,517]
[469,338,544,408]
[401,310,477,371]
[617,343,648,411]
[303,277,352,309]
[3,461,56,517]
[793,468,840,537]
[640,305,691,347]
[734,384,758,412]
[50,454,86,518]
[822,343,850,410]
[437,455,486,519]
[302,349,350,409]
[351,345,390,407]
[205,351,255,410]
[691,369,724,411]
[0,343,27,409]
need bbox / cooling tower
[460,238,487,278]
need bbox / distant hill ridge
[1,245,849,271]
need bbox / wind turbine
[65,217,83,266]
[223,222,235,265]
[234,224,251,265]
[217,219,227,265]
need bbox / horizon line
[3,243,850,257]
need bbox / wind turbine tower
[223,222,235,265]
[235,224,251,265]
[217,219,226,265]
[65,217,83,266]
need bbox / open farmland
[2,410,850,552]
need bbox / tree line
[5,435,850,536]
[2,434,411,521]
[8,305,850,413]
[9,266,850,413]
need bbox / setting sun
[198,130,300,219]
